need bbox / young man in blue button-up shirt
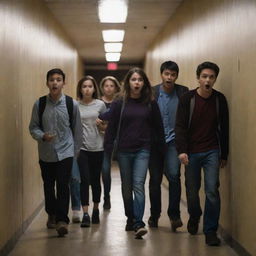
[148,61,188,231]
[29,68,82,237]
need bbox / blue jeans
[185,149,220,234]
[102,152,111,198]
[70,178,81,211]
[148,141,181,220]
[164,141,181,220]
[117,149,150,229]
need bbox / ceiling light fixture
[105,52,121,62]
[104,42,123,52]
[102,30,125,42]
[98,0,128,23]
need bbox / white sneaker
[72,211,80,223]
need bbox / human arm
[29,101,45,141]
[175,94,190,157]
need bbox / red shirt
[188,91,219,153]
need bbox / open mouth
[205,84,210,89]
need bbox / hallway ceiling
[44,0,183,66]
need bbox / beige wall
[145,0,256,254]
[0,0,83,251]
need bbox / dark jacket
[175,89,229,160]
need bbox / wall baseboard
[0,201,44,256]
[219,226,252,256]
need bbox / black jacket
[175,89,229,160]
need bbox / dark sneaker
[56,222,68,237]
[187,218,199,235]
[148,216,158,228]
[125,219,134,231]
[46,215,56,229]
[135,227,148,239]
[80,213,91,227]
[171,218,183,232]
[205,232,221,246]
[92,209,100,224]
[103,197,111,210]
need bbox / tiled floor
[9,164,238,256]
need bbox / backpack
[38,95,73,130]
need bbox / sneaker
[103,196,111,210]
[135,227,148,239]
[187,218,199,235]
[125,218,134,231]
[171,218,183,232]
[46,215,56,229]
[92,209,100,224]
[72,211,80,223]
[80,213,91,228]
[56,222,68,237]
[148,216,158,228]
[205,232,221,246]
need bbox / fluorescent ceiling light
[102,30,125,42]
[98,0,128,23]
[104,43,123,52]
[105,53,121,62]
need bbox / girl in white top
[76,76,106,227]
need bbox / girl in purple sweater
[104,67,165,239]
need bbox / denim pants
[102,152,112,199]
[70,178,81,211]
[70,159,81,211]
[117,149,150,229]
[164,141,181,220]
[185,149,220,234]
[149,141,181,220]
[39,157,73,224]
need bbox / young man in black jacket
[148,61,188,231]
[175,61,229,246]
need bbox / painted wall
[145,0,256,254]
[0,0,83,252]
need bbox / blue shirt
[29,94,83,162]
[157,87,179,143]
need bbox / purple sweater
[103,98,165,153]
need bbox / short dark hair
[46,68,65,82]
[196,61,220,78]
[76,75,99,100]
[121,67,152,104]
[160,61,179,74]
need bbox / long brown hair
[120,67,152,104]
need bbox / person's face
[46,73,65,98]
[129,72,144,98]
[81,80,95,98]
[102,80,116,97]
[198,68,217,94]
[161,69,178,90]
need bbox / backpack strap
[38,95,73,131]
[65,95,73,128]
[38,96,47,130]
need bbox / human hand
[178,153,189,165]
[220,159,227,168]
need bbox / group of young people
[29,60,229,246]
